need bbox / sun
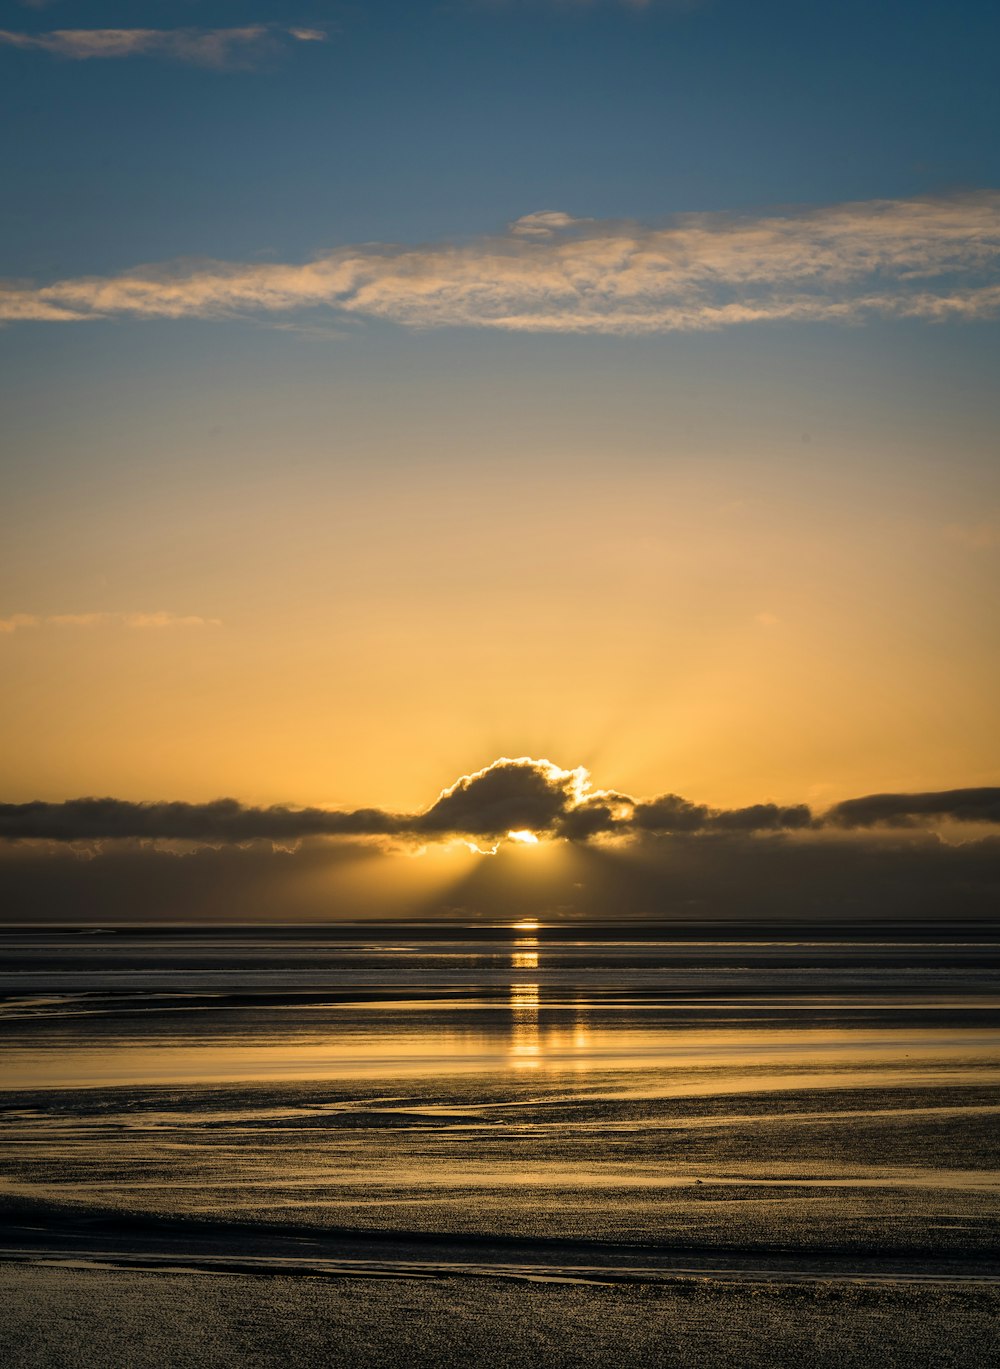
[506,829,540,845]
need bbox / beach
[2,922,999,1365]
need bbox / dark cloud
[417,759,580,835]
[1,762,997,850]
[633,794,711,833]
[0,798,405,843]
[827,787,1000,828]
[633,795,811,834]
[709,803,813,832]
[555,794,632,841]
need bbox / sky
[1,1,998,919]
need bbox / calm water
[1,923,999,1281]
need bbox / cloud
[3,193,1000,333]
[1,824,998,926]
[1,757,996,847]
[508,211,589,237]
[419,758,591,834]
[3,760,999,925]
[827,788,1000,828]
[0,611,220,634]
[633,796,812,834]
[0,797,405,844]
[0,26,326,68]
[0,614,39,634]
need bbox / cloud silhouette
[632,793,712,833]
[827,787,1000,828]
[709,803,814,832]
[417,758,588,834]
[0,797,406,844]
[1,758,997,848]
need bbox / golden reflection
[509,981,541,1067]
[511,933,540,972]
[6,1025,1000,1089]
[505,981,596,1073]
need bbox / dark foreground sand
[2,1267,998,1369]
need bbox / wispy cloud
[0,25,326,68]
[3,194,999,334]
[0,611,221,634]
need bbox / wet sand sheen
[4,1024,1000,1089]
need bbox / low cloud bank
[2,757,997,846]
[1,826,997,925]
[827,787,1000,828]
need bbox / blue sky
[3,0,999,275]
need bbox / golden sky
[2,388,997,812]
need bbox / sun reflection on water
[509,981,541,1066]
[506,976,593,1072]
[512,934,539,972]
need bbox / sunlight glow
[463,839,500,856]
[507,829,540,845]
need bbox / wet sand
[3,1265,999,1369]
[2,923,999,1365]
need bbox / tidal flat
[1,922,999,1366]
[3,1267,999,1369]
